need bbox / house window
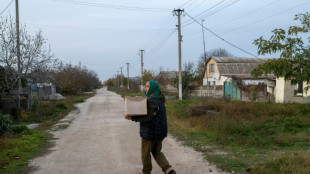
[213,81,216,85]
[209,64,215,73]
[208,81,211,86]
[294,82,303,96]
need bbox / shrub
[188,105,211,116]
[10,125,31,135]
[10,107,21,122]
[56,102,67,109]
[75,98,84,103]
[0,114,11,136]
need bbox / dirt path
[29,88,227,174]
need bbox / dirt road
[29,88,226,174]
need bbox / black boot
[168,170,176,174]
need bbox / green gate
[223,80,241,100]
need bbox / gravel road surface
[29,88,227,174]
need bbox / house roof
[158,71,177,79]
[208,57,271,75]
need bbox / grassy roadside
[165,99,310,174]
[0,91,96,174]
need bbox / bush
[10,107,21,122]
[0,114,11,136]
[75,98,84,103]
[56,102,67,109]
[10,125,30,135]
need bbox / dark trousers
[141,138,172,174]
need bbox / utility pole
[117,71,120,87]
[15,0,21,109]
[120,67,123,87]
[126,63,130,90]
[174,9,184,100]
[202,19,208,95]
[140,49,145,92]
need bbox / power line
[0,0,13,16]
[184,11,258,58]
[146,29,177,58]
[213,0,310,37]
[142,15,175,50]
[198,0,241,20]
[183,0,241,27]
[178,0,194,8]
[187,0,210,13]
[50,0,171,12]
[210,0,281,29]
[183,0,227,25]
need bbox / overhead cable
[0,0,13,16]
[146,29,177,59]
[184,11,258,58]
[50,0,171,12]
[210,0,281,29]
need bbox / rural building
[156,71,178,93]
[198,56,310,103]
[275,78,310,103]
[200,57,274,101]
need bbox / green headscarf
[146,80,161,98]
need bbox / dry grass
[166,99,310,173]
[251,150,310,174]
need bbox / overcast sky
[1,0,309,82]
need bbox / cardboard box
[125,96,147,116]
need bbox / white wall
[275,78,310,103]
[203,76,229,86]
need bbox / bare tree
[51,63,101,94]
[197,48,234,80]
[0,16,54,97]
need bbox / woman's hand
[125,115,132,120]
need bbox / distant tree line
[0,16,101,97]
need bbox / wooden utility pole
[174,9,184,100]
[15,0,21,109]
[140,49,145,92]
[126,63,130,90]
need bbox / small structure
[27,83,56,99]
[275,78,310,103]
[156,71,178,93]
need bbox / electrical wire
[210,0,281,29]
[198,0,241,20]
[50,0,171,12]
[141,15,175,51]
[0,0,13,16]
[183,0,241,27]
[178,0,194,8]
[145,29,177,59]
[184,11,258,58]
[187,0,210,13]
[213,0,310,36]
[182,0,227,25]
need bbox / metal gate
[223,81,241,100]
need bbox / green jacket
[131,94,165,123]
